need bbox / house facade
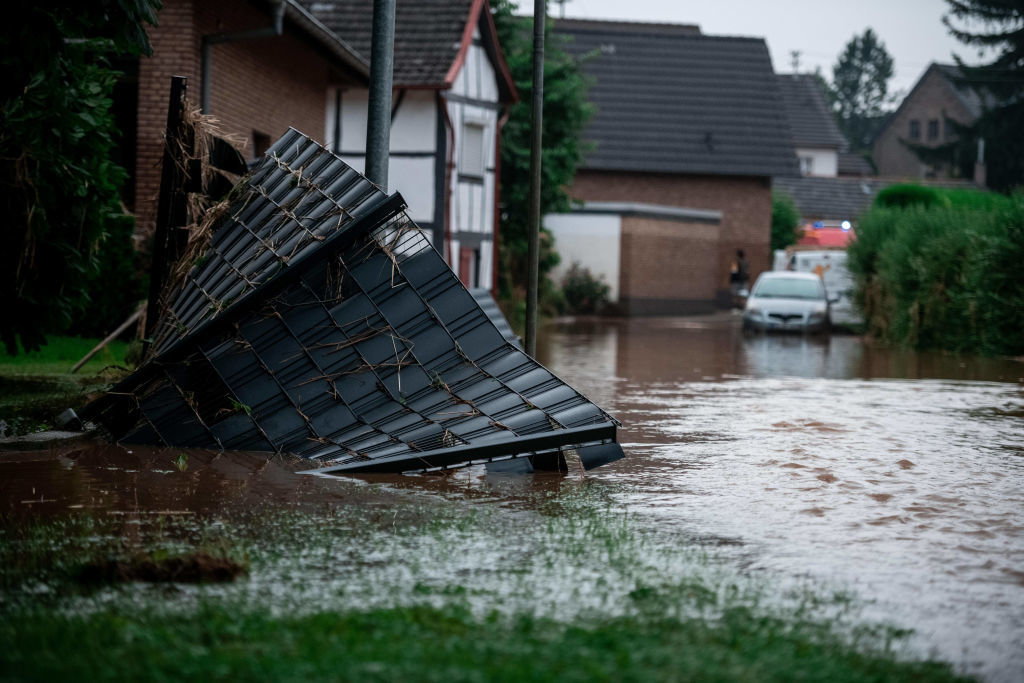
[307,0,517,292]
[873,63,982,180]
[131,0,369,237]
[776,74,845,178]
[548,20,798,313]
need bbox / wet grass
[0,335,128,377]
[0,335,129,436]
[0,484,974,681]
[0,603,970,683]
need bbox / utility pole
[366,0,396,190]
[525,0,545,357]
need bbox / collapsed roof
[84,130,623,474]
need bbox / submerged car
[742,272,834,333]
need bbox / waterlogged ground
[1,315,1021,680]
[539,316,1024,682]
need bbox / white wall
[328,89,437,224]
[544,213,622,303]
[796,147,839,177]
[326,25,505,290]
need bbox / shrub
[874,184,943,209]
[848,194,1024,355]
[560,263,610,315]
[770,192,802,251]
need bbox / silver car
[742,272,833,333]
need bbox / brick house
[129,0,369,238]
[304,0,518,291]
[872,63,983,180]
[547,20,798,314]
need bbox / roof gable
[776,74,846,149]
[555,19,798,178]
[303,0,515,100]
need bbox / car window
[753,277,825,300]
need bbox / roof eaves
[283,0,370,78]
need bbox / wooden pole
[70,308,143,374]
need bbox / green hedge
[848,193,1024,355]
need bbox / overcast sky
[531,0,977,97]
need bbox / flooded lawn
[1,315,1021,681]
[539,316,1024,682]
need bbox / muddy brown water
[1,314,1022,681]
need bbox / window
[908,120,921,140]
[927,119,939,141]
[461,122,485,177]
[799,155,814,176]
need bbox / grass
[0,335,130,436]
[0,485,975,681]
[0,335,129,377]
[0,602,970,683]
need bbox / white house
[306,0,517,292]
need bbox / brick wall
[873,68,976,179]
[619,216,718,314]
[135,0,339,237]
[570,171,772,308]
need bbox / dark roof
[302,0,515,99]
[554,19,798,178]
[776,74,845,149]
[281,0,369,77]
[774,176,977,221]
[837,151,874,177]
[773,176,883,220]
[934,63,985,118]
[305,0,470,85]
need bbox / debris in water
[83,130,623,474]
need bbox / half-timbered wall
[447,27,499,291]
[325,25,502,290]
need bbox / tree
[830,28,895,150]
[770,192,802,252]
[491,1,593,313]
[0,1,160,354]
[941,0,1024,191]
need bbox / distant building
[547,19,797,314]
[872,63,983,180]
[776,74,845,178]
[307,0,517,291]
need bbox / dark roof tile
[555,19,799,178]
[304,0,473,85]
[776,74,846,148]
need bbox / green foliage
[874,184,943,209]
[560,262,610,314]
[940,1,1024,192]
[0,603,972,683]
[848,195,1024,354]
[491,1,594,312]
[874,184,1013,211]
[0,1,160,355]
[830,28,895,150]
[770,192,802,251]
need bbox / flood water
[2,315,1023,681]
[539,316,1024,682]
